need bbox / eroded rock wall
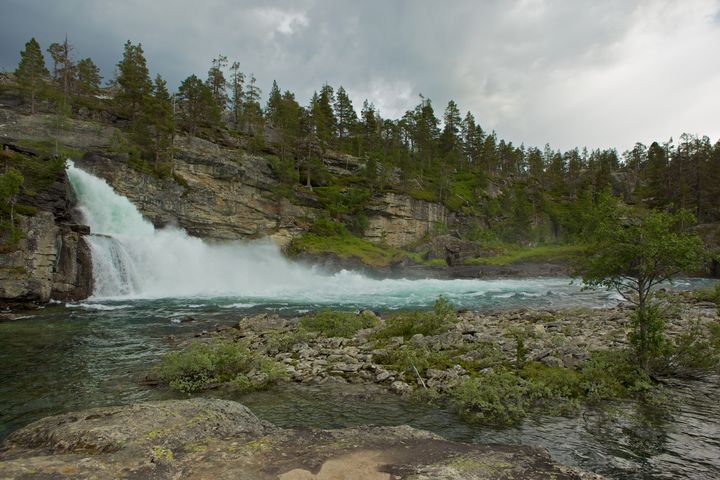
[364,192,451,247]
[0,212,92,303]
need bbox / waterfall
[65,161,579,305]
[66,161,342,299]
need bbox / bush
[450,371,531,425]
[299,310,379,338]
[375,344,455,377]
[157,340,286,393]
[376,296,455,339]
[579,350,652,401]
[657,320,720,377]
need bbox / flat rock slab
[0,398,602,479]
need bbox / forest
[4,36,720,249]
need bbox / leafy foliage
[576,208,706,370]
[157,340,286,394]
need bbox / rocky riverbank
[174,292,719,396]
[0,398,602,479]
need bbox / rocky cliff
[0,165,92,304]
[0,106,453,250]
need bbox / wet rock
[0,398,604,479]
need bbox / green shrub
[520,362,582,399]
[579,349,652,401]
[299,310,378,338]
[157,340,286,393]
[375,344,455,377]
[450,371,531,425]
[657,320,720,377]
[376,296,455,340]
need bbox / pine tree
[177,74,220,139]
[310,84,337,146]
[46,43,64,82]
[75,58,102,96]
[334,86,357,139]
[147,74,174,164]
[115,40,152,119]
[207,55,228,110]
[243,74,263,133]
[16,38,49,114]
[229,61,245,129]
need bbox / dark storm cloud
[1,0,719,150]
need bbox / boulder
[0,399,602,479]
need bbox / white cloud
[253,7,309,37]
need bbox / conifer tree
[334,86,357,139]
[16,38,49,114]
[207,55,228,110]
[147,74,175,164]
[310,84,337,146]
[265,80,282,127]
[229,61,245,129]
[75,58,102,96]
[243,74,263,133]
[177,74,220,139]
[115,40,152,119]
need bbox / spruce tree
[16,38,49,114]
[265,80,282,127]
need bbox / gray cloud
[1,0,719,151]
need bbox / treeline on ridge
[4,36,720,247]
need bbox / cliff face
[364,192,451,246]
[0,107,450,250]
[0,173,92,304]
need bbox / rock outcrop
[364,192,450,247]
[0,107,459,250]
[0,163,92,304]
[0,398,602,479]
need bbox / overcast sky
[1,0,719,151]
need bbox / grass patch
[464,244,586,266]
[299,310,379,338]
[16,139,84,161]
[157,340,287,394]
[288,218,409,268]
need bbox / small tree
[0,168,24,228]
[16,38,49,114]
[576,207,706,370]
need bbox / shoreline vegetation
[155,287,720,427]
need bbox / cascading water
[65,161,616,308]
